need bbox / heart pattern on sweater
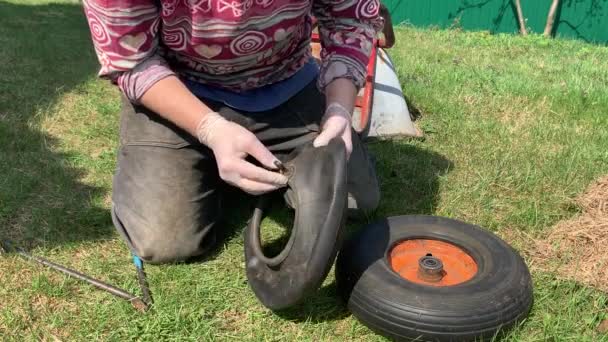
[194,44,223,58]
[119,32,147,52]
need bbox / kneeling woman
[83,0,382,263]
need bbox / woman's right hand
[136,76,285,195]
[196,112,288,195]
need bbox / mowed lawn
[1,0,608,340]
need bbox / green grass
[1,0,608,340]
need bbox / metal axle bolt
[417,253,445,282]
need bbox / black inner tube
[248,196,297,267]
[244,139,348,310]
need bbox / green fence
[384,0,608,44]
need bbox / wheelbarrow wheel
[336,215,533,342]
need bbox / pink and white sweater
[82,0,383,102]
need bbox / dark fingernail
[274,160,287,172]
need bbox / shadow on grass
[402,93,423,121]
[371,139,453,218]
[0,1,113,249]
[275,282,351,323]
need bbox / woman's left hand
[313,78,357,159]
[313,102,353,158]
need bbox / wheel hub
[417,254,445,282]
[389,239,478,286]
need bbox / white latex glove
[313,102,353,158]
[196,112,288,195]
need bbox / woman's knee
[134,222,217,264]
[112,202,219,264]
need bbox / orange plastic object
[389,239,478,286]
[310,32,376,134]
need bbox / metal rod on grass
[1,240,149,312]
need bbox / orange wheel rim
[388,239,478,286]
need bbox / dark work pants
[111,80,380,264]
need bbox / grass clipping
[531,176,608,291]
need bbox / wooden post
[544,0,561,37]
[514,0,528,35]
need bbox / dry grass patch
[0,264,80,340]
[495,95,542,130]
[501,176,608,334]
[217,309,246,330]
[525,176,608,291]
[599,319,608,334]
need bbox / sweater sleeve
[312,0,383,92]
[82,0,175,102]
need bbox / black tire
[336,215,533,342]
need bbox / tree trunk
[514,0,528,35]
[544,0,560,37]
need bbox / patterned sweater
[82,0,383,102]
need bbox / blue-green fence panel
[383,0,608,44]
